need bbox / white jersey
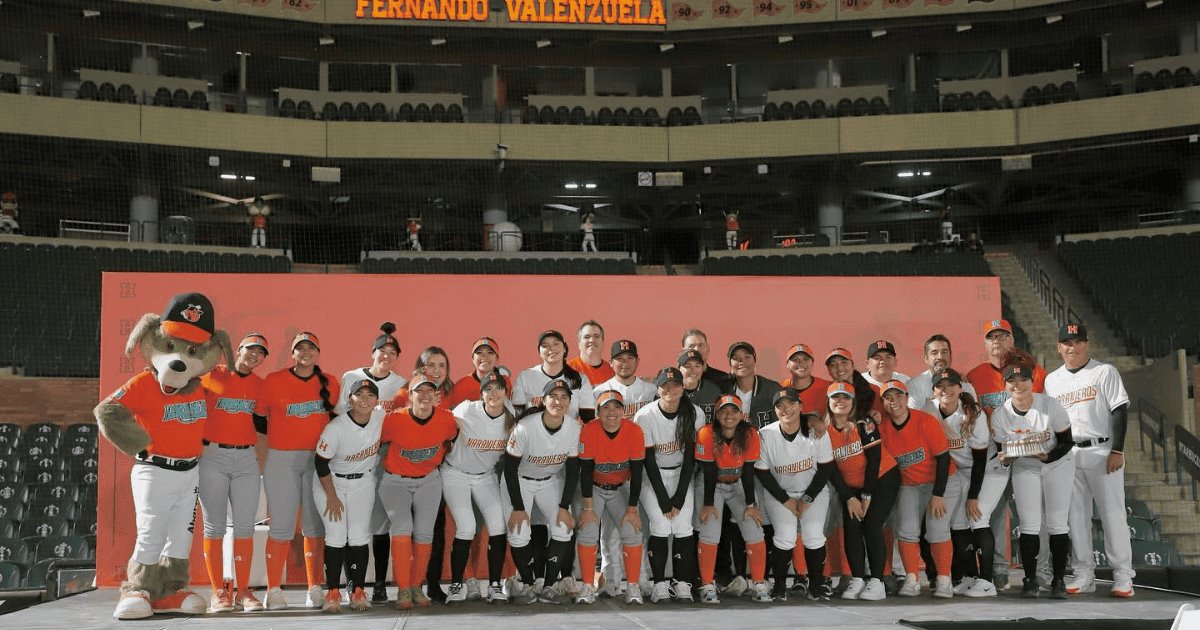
[335,367,408,414]
[633,401,706,468]
[507,412,582,478]
[861,371,911,388]
[446,400,511,474]
[907,369,977,410]
[755,421,834,495]
[990,393,1071,455]
[511,365,596,417]
[1044,359,1130,441]
[594,376,657,419]
[315,408,385,476]
[923,400,990,470]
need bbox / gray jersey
[335,368,407,414]
[633,401,706,468]
[594,376,657,419]
[511,365,596,417]
[315,408,385,476]
[446,400,511,474]
[507,412,582,478]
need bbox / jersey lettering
[343,441,380,462]
[1055,386,1097,409]
[525,453,570,467]
[398,445,441,463]
[894,448,926,468]
[832,439,863,461]
[654,440,683,456]
[466,437,507,451]
[947,437,965,450]
[773,457,814,474]
[286,400,326,418]
[162,400,207,425]
[214,397,255,415]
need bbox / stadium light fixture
[244,175,256,181]
[220,173,237,180]
[564,182,579,190]
[659,43,675,52]
[82,9,101,18]
[871,29,887,38]
[536,39,552,48]
[319,35,335,46]
[187,20,204,30]
[897,171,915,178]
[1045,14,1062,24]
[777,35,794,44]
[1145,0,1163,7]
[921,171,932,177]
[431,37,446,46]
[584,183,597,189]
[956,24,972,33]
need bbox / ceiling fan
[180,187,286,211]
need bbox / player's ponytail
[380,321,396,336]
[313,364,335,417]
[850,371,875,422]
[960,391,981,435]
[1002,348,1037,371]
[560,362,583,392]
[674,400,698,450]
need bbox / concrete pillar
[319,62,329,92]
[238,52,247,93]
[585,67,595,96]
[46,33,55,75]
[1100,34,1110,74]
[906,54,917,93]
[391,64,398,92]
[1000,48,1009,77]
[130,195,159,243]
[662,67,672,97]
[817,187,843,246]
[729,64,738,114]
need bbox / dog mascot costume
[95,292,233,620]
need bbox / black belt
[397,473,428,479]
[718,479,741,485]
[522,475,552,482]
[136,452,200,472]
[1075,437,1111,448]
[203,440,253,450]
[596,482,624,491]
[335,472,366,480]
[660,465,681,471]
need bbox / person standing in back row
[567,321,615,390]
[682,329,729,386]
[1044,323,1135,598]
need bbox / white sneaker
[1037,568,1054,591]
[699,583,720,604]
[723,575,749,597]
[533,577,545,594]
[445,582,467,604]
[601,580,624,598]
[841,577,865,600]
[859,578,886,601]
[674,581,694,602]
[113,590,152,620]
[1067,575,1096,594]
[625,587,644,605]
[933,575,953,599]
[650,581,672,604]
[305,585,325,609]
[559,576,580,597]
[953,577,974,596]
[1112,577,1135,598]
[898,574,921,597]
[465,577,482,600]
[751,581,773,603]
[575,583,597,604]
[966,579,997,598]
[264,587,288,611]
[487,582,508,604]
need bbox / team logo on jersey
[717,465,742,479]
[832,440,863,461]
[1056,386,1097,408]
[318,439,329,452]
[112,388,127,400]
[400,445,441,463]
[526,453,569,467]
[595,461,630,474]
[162,400,207,425]
[286,400,326,418]
[893,448,926,468]
[773,457,813,474]
[979,391,1009,410]
[466,437,506,451]
[180,303,204,323]
[344,441,380,462]
[947,437,965,450]
[215,397,255,415]
[696,444,707,456]
[654,440,682,455]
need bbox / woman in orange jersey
[445,337,503,409]
[376,374,459,610]
[694,395,768,605]
[825,348,881,421]
[824,381,900,601]
[253,332,340,611]
[198,333,269,613]
[780,344,831,414]
[876,379,958,599]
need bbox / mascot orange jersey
[108,371,208,459]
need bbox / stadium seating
[361,256,636,276]
[0,74,19,94]
[700,249,990,277]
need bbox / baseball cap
[715,394,743,412]
[348,378,380,397]
[881,380,908,396]
[409,374,437,391]
[1003,364,1032,381]
[479,370,508,393]
[1059,323,1088,342]
[653,367,684,387]
[238,333,269,357]
[827,381,856,398]
[160,293,215,344]
[983,319,1013,337]
[677,349,705,366]
[867,340,897,358]
[373,322,400,352]
[472,336,500,355]
[786,343,815,361]
[825,347,854,364]
[537,330,565,348]
[291,331,320,352]
[611,339,638,359]
[772,388,800,405]
[932,368,962,387]
[595,390,625,409]
[727,341,756,360]
[542,378,573,397]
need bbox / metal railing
[1016,249,1082,330]
[1137,397,1170,479]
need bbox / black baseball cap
[479,370,508,393]
[654,367,684,387]
[1059,323,1088,342]
[349,378,380,397]
[160,292,215,344]
[373,321,400,353]
[1003,364,1032,381]
[933,368,962,387]
[542,378,573,397]
[611,339,638,359]
[867,340,897,358]
[537,330,565,348]
[772,388,800,405]
[677,349,705,366]
[727,341,756,360]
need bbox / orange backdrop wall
[96,272,1000,587]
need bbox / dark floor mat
[900,620,1173,630]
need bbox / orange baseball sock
[233,538,254,592]
[577,543,598,585]
[303,536,324,589]
[746,540,767,583]
[792,546,808,577]
[698,541,719,585]
[391,536,413,589]
[931,540,953,578]
[898,541,922,578]
[825,528,846,578]
[202,537,224,591]
[623,545,642,586]
[265,538,291,589]
[410,542,433,588]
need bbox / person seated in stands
[911,239,934,254]
[0,191,19,234]
[963,233,984,252]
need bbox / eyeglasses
[985,332,1012,342]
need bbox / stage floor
[5,583,1195,629]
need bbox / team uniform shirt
[201,365,263,446]
[990,394,1072,457]
[568,356,615,392]
[1045,359,1130,441]
[721,376,783,429]
[107,371,208,459]
[695,424,760,483]
[922,401,991,470]
[379,407,458,477]
[906,369,978,410]
[861,371,911,388]
[315,408,385,476]
[878,409,956,486]
[445,372,510,409]
[754,422,834,494]
[446,400,512,474]
[507,412,582,478]
[685,379,723,422]
[578,418,645,486]
[255,368,340,451]
[966,361,1048,417]
[826,418,897,489]
[633,401,707,468]
[335,368,407,414]
[779,375,833,415]
[593,376,658,419]
[511,365,596,417]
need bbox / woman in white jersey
[314,379,385,612]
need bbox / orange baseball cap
[715,394,743,412]
[827,381,855,398]
[881,380,908,396]
[825,347,854,364]
[983,319,1012,336]
[786,343,815,361]
[472,337,500,355]
[291,332,320,351]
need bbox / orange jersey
[107,371,207,458]
[966,361,1047,418]
[201,365,263,446]
[255,368,339,451]
[567,356,615,390]
[695,424,760,483]
[252,215,266,229]
[779,376,832,415]
[826,419,897,489]
[578,418,645,486]
[392,383,454,411]
[380,406,459,477]
[878,409,955,486]
[725,216,739,231]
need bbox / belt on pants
[335,472,367,480]
[136,451,200,472]
[1074,437,1111,448]
[203,440,253,450]
[718,479,741,485]
[396,472,429,479]
[595,482,624,491]
[659,465,681,471]
[522,475,552,482]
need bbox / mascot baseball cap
[160,293,215,344]
[983,319,1013,336]
[881,380,908,396]
[727,341,756,360]
[373,322,400,353]
[239,333,269,357]
[933,368,962,387]
[596,390,625,409]
[472,337,500,355]
[772,389,800,405]
[1003,364,1032,381]
[349,378,380,397]
[1059,323,1088,342]
[827,381,856,398]
[826,348,854,364]
[611,339,638,359]
[542,378,573,397]
[716,395,743,412]
[292,332,320,351]
[479,370,508,393]
[654,367,684,387]
[677,349,705,366]
[867,340,897,358]
[786,343,815,361]
[537,330,566,348]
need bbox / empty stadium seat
[0,561,18,588]
[628,107,643,125]
[869,96,887,115]
[810,100,828,118]
[0,424,19,446]
[77,81,98,101]
[370,102,388,121]
[1022,85,1042,107]
[355,102,371,121]
[1041,83,1060,104]
[414,103,431,122]
[835,98,853,117]
[1059,81,1078,101]
[1127,515,1160,542]
[538,105,555,124]
[98,82,117,102]
[35,535,89,562]
[1174,67,1195,88]
[569,105,588,125]
[322,101,338,120]
[613,107,629,126]
[0,538,30,569]
[298,100,316,118]
[397,103,414,122]
[683,106,701,125]
[0,74,16,94]
[1135,71,1155,93]
[976,90,997,110]
[763,102,778,121]
[852,97,870,116]
[795,101,812,119]
[941,93,960,112]
[1155,69,1174,91]
[553,105,569,124]
[278,98,296,118]
[522,105,539,124]
[447,103,464,122]
[23,558,54,589]
[338,102,355,121]
[172,88,190,108]
[1132,540,1184,567]
[778,102,794,119]
[117,83,136,104]
[191,90,208,110]
[643,107,660,126]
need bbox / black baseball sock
[510,543,536,585]
[951,529,975,581]
[372,533,390,586]
[450,538,472,584]
[770,546,792,595]
[972,528,996,582]
[325,544,345,590]
[543,539,571,589]
[531,525,549,580]
[487,534,508,584]
[345,544,369,588]
[1019,534,1040,582]
[559,533,577,581]
[648,535,669,582]
[804,545,826,591]
[672,535,696,588]
[1049,533,1071,581]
